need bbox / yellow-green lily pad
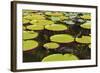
[22,19,30,24]
[23,40,38,51]
[76,36,91,43]
[27,25,44,30]
[24,14,45,20]
[30,20,54,25]
[45,12,63,16]
[43,42,59,49]
[80,21,91,29]
[45,24,68,31]
[50,34,74,43]
[23,31,38,40]
[42,54,79,62]
[80,14,91,20]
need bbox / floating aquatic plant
[42,54,79,62]
[50,34,74,43]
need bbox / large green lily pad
[23,31,38,40]
[50,34,74,43]
[30,20,54,25]
[45,12,63,16]
[50,16,68,21]
[42,54,79,62]
[43,42,59,49]
[80,14,91,20]
[22,19,30,24]
[45,24,68,31]
[23,40,38,51]
[80,21,91,29]
[24,14,45,20]
[76,36,91,43]
[27,25,44,30]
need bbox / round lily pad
[42,54,79,62]
[45,24,68,31]
[23,40,38,51]
[22,19,30,24]
[76,36,91,43]
[80,14,91,20]
[50,16,60,21]
[23,31,38,40]
[50,34,74,43]
[80,21,91,29]
[27,25,44,30]
[30,20,54,25]
[64,20,75,25]
[45,12,63,16]
[24,14,45,20]
[43,42,59,49]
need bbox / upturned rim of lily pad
[45,24,68,31]
[50,34,74,43]
[27,25,44,30]
[43,42,59,49]
[42,54,79,62]
[23,31,38,40]
[23,40,38,51]
[76,36,91,43]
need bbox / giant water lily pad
[50,16,68,21]
[30,20,54,25]
[50,16,60,21]
[23,40,38,51]
[24,14,45,20]
[27,25,44,30]
[23,31,38,40]
[43,42,59,49]
[64,20,75,25]
[45,24,68,31]
[22,19,30,24]
[76,36,91,43]
[45,12,63,16]
[80,21,91,29]
[50,34,74,43]
[42,54,79,62]
[80,14,91,20]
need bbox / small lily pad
[76,36,91,43]
[45,24,68,31]
[27,25,44,30]
[80,21,91,29]
[23,40,38,51]
[23,31,38,40]
[42,54,79,62]
[50,34,74,43]
[30,20,54,25]
[43,42,59,49]
[89,44,91,48]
